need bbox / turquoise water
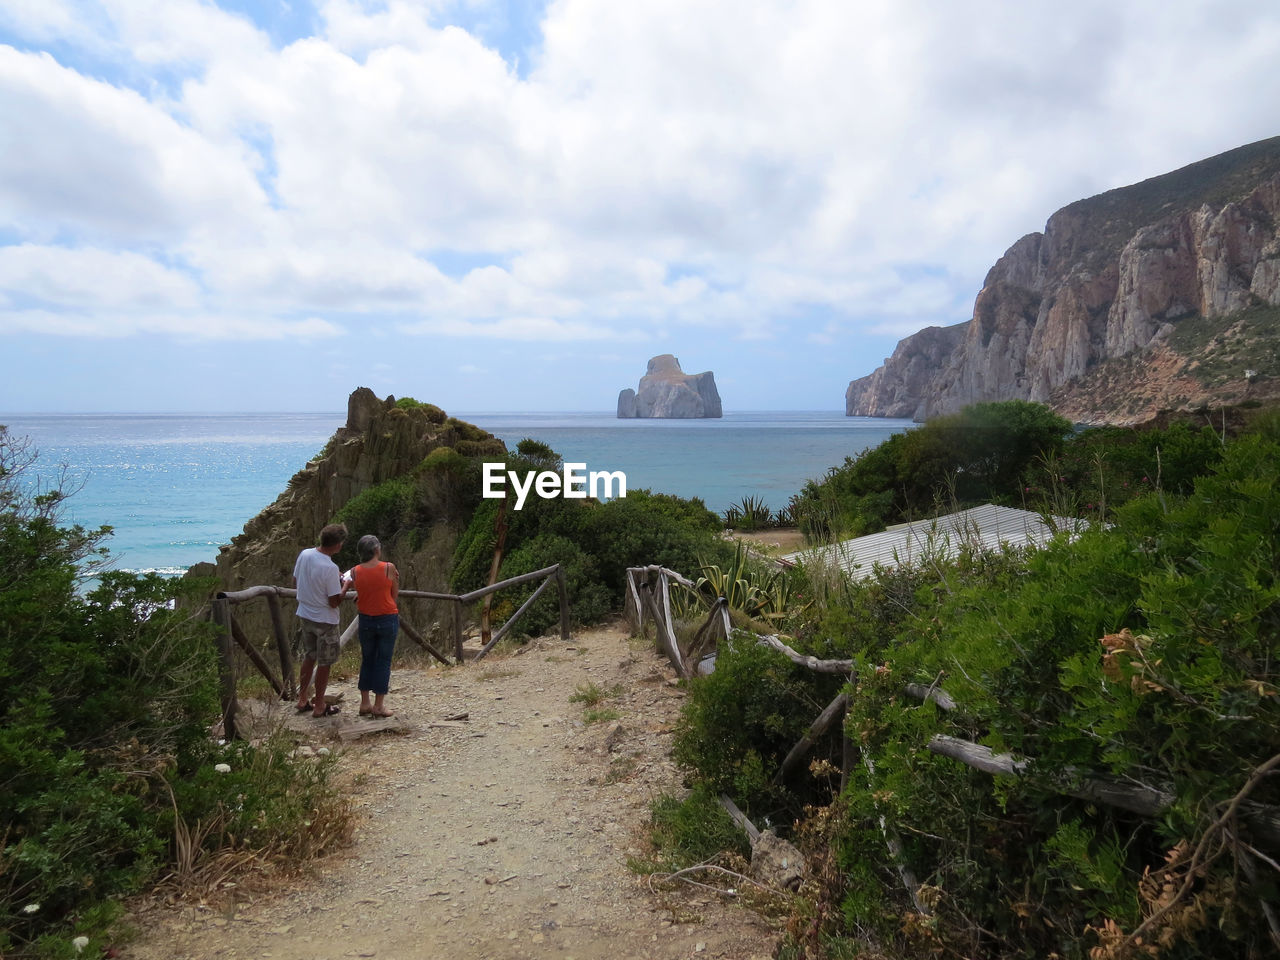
[1,411,914,574]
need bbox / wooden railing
[623,559,1280,915]
[210,564,569,739]
[623,565,730,679]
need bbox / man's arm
[326,563,347,607]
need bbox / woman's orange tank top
[353,561,398,616]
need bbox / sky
[2,1,1280,413]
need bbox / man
[293,523,349,718]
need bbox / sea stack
[617,354,723,418]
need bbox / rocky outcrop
[195,387,505,637]
[617,354,723,418]
[846,136,1280,423]
[846,323,967,418]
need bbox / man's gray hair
[357,534,381,563]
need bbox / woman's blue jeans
[357,613,398,695]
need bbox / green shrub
[491,533,612,637]
[449,444,728,634]
[828,433,1280,957]
[514,438,559,464]
[725,494,772,530]
[641,783,751,872]
[394,396,447,422]
[454,438,507,458]
[444,417,490,442]
[0,428,349,954]
[335,475,415,565]
[673,630,845,823]
[793,401,1072,540]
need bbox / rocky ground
[125,621,780,960]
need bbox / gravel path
[126,622,779,960]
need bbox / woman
[349,534,400,717]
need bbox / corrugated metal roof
[778,504,1085,579]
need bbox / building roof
[778,504,1086,580]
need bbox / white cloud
[397,315,644,340]
[99,0,270,66]
[0,307,344,340]
[3,0,1280,369]
[0,244,200,309]
[0,45,270,243]
[0,0,98,45]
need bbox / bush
[0,428,349,955]
[393,396,447,422]
[449,442,728,634]
[673,630,845,825]
[828,433,1280,958]
[641,783,751,872]
[490,533,613,638]
[335,475,415,558]
[793,400,1073,541]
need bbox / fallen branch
[774,692,849,784]
[646,860,793,900]
[927,735,1280,848]
[758,635,853,674]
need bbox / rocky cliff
[190,387,505,639]
[846,136,1280,424]
[618,354,723,418]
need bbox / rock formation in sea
[846,136,1280,424]
[189,387,505,639]
[617,354,723,418]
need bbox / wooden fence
[623,565,731,678]
[624,559,1280,916]
[210,563,569,739]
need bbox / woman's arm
[387,562,400,605]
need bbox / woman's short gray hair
[357,534,381,563]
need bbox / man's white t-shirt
[294,547,342,624]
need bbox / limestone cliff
[617,354,723,418]
[845,323,967,419]
[192,387,505,638]
[846,136,1280,424]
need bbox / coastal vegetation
[0,427,350,957]
[450,439,731,638]
[9,390,1278,959]
[656,402,1280,959]
[787,399,1239,542]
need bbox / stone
[617,355,722,418]
[750,830,805,891]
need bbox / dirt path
[126,622,779,960]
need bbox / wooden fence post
[398,617,452,666]
[453,598,465,663]
[265,592,295,700]
[556,564,570,643]
[474,573,556,662]
[774,692,849,785]
[210,598,238,741]
[228,611,285,697]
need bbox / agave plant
[731,494,773,531]
[695,541,805,622]
[772,500,798,527]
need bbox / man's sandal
[312,704,341,718]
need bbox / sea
[0,411,915,576]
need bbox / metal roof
[778,504,1086,580]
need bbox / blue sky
[2,0,1280,413]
